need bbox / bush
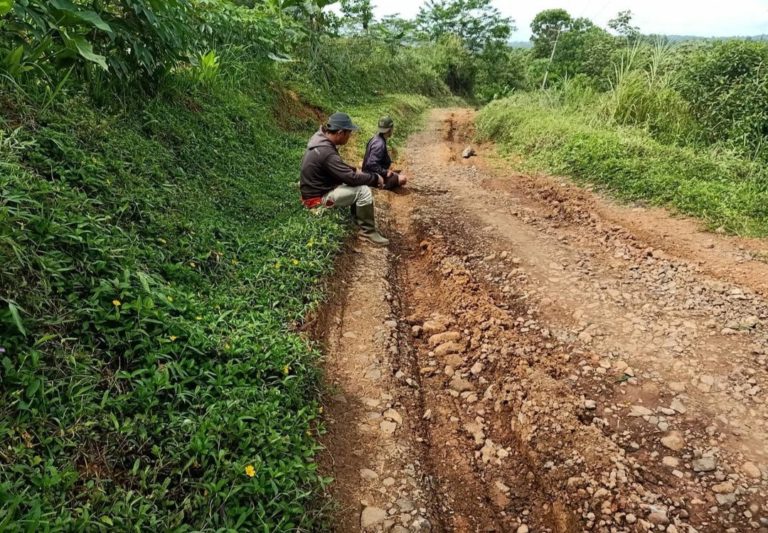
[676,40,768,157]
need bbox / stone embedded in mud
[629,405,653,417]
[445,353,464,367]
[384,409,403,425]
[662,456,680,468]
[361,506,387,528]
[359,468,379,481]
[692,456,717,472]
[411,517,432,531]
[711,481,735,494]
[422,320,447,335]
[411,325,423,337]
[716,492,737,507]
[742,461,762,479]
[379,420,397,435]
[449,375,474,393]
[395,498,415,512]
[428,331,461,347]
[660,431,685,451]
[584,399,597,410]
[670,398,687,414]
[647,507,669,525]
[435,341,464,357]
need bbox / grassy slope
[477,97,768,236]
[0,61,428,530]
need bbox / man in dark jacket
[362,116,408,189]
[300,112,390,246]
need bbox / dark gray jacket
[362,133,392,177]
[300,130,379,199]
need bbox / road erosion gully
[315,108,768,533]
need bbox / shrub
[676,40,768,157]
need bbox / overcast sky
[344,0,768,40]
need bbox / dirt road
[317,109,768,532]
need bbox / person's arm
[362,137,392,177]
[325,151,381,187]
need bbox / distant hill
[509,34,767,49]
[660,34,768,43]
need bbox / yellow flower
[244,464,256,478]
[189,262,197,268]
[306,239,314,248]
[318,406,324,414]
[158,238,167,245]
[195,316,202,321]
[274,262,281,270]
[167,296,174,303]
[282,365,290,375]
[112,300,122,307]
[292,259,299,266]
[169,336,178,342]
[224,343,231,350]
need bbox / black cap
[378,116,394,133]
[326,112,359,131]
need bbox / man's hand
[377,175,385,188]
[386,170,394,177]
[398,174,409,186]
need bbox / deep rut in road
[317,109,768,532]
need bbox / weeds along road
[317,109,768,533]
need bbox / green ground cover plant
[0,50,428,529]
[477,95,768,236]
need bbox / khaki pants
[321,184,373,208]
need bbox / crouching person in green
[300,112,390,246]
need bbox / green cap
[326,112,359,131]
[378,116,394,133]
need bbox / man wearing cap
[300,112,390,246]
[362,116,408,189]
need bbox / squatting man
[299,112,408,246]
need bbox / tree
[340,0,374,32]
[530,8,571,58]
[608,10,640,41]
[415,0,514,55]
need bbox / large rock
[742,461,763,479]
[660,431,685,451]
[629,405,653,417]
[449,375,474,392]
[435,341,464,356]
[361,506,387,529]
[422,320,447,335]
[428,331,461,347]
[692,457,717,472]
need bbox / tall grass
[601,40,698,143]
[477,93,768,236]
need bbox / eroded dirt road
[317,109,768,532]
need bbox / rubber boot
[356,203,389,246]
[350,204,362,227]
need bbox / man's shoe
[359,230,389,246]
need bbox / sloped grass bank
[477,97,768,236]
[0,69,428,530]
